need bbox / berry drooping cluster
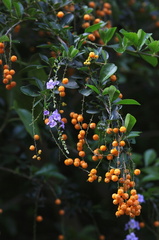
[0,42,17,90]
[29,134,42,161]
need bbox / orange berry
[0,59,2,65]
[58,86,65,92]
[78,151,86,157]
[153,221,159,227]
[119,126,127,133]
[113,128,119,133]
[3,64,9,69]
[58,235,65,240]
[99,235,105,240]
[104,2,111,9]
[82,22,90,28]
[0,42,4,48]
[59,209,65,215]
[9,69,15,75]
[89,52,96,58]
[6,74,12,80]
[59,91,66,97]
[62,78,69,84]
[10,55,17,62]
[74,123,81,130]
[71,118,77,125]
[89,122,96,129]
[111,175,118,182]
[3,78,9,84]
[119,140,126,146]
[10,81,17,88]
[44,118,49,124]
[90,168,97,174]
[5,84,12,90]
[34,134,40,140]
[139,222,145,228]
[0,48,4,54]
[88,1,96,8]
[36,215,43,222]
[104,177,110,183]
[114,169,121,175]
[61,118,67,123]
[79,130,85,136]
[119,93,123,98]
[110,148,118,156]
[110,75,117,82]
[55,198,61,205]
[106,128,113,134]
[29,145,35,151]
[88,34,95,41]
[100,145,107,151]
[106,154,113,160]
[3,69,9,74]
[82,123,88,129]
[0,209,3,214]
[61,134,67,140]
[130,189,137,195]
[92,155,98,161]
[112,140,118,147]
[77,114,84,122]
[80,161,88,169]
[92,134,99,140]
[57,11,64,18]
[94,18,101,24]
[83,14,91,21]
[134,169,141,175]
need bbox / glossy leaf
[139,52,158,67]
[115,99,140,105]
[148,41,159,53]
[0,35,9,42]
[20,85,40,97]
[13,2,24,18]
[99,27,117,44]
[137,29,152,50]
[144,149,157,166]
[60,13,74,27]
[86,84,100,94]
[125,113,136,133]
[79,88,93,96]
[99,63,117,83]
[35,164,66,180]
[2,0,12,10]
[85,23,103,33]
[120,29,138,47]
[108,85,120,102]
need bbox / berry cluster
[0,42,17,90]
[29,134,42,161]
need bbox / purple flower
[125,232,138,240]
[138,194,145,203]
[43,110,50,116]
[46,109,65,129]
[46,79,59,89]
[125,219,140,231]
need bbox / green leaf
[144,149,157,166]
[108,85,120,102]
[60,13,74,27]
[126,131,141,139]
[35,164,66,180]
[0,35,9,42]
[148,41,159,53]
[86,84,100,94]
[85,23,103,33]
[68,46,79,58]
[115,99,140,105]
[124,113,136,133]
[20,85,40,97]
[142,174,159,182]
[99,63,117,83]
[99,27,117,44]
[14,105,39,137]
[86,109,100,114]
[79,88,93,96]
[120,29,138,47]
[13,2,24,18]
[139,53,158,67]
[2,0,12,10]
[137,29,152,50]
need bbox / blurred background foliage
[0,0,159,240]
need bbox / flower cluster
[44,109,64,129]
[125,219,140,231]
[46,79,59,89]
[125,232,138,240]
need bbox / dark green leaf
[126,131,141,139]
[85,23,103,33]
[99,63,117,83]
[60,13,74,27]
[144,149,157,166]
[115,99,140,105]
[20,85,40,97]
[79,88,93,96]
[124,113,136,133]
[13,2,24,18]
[108,85,120,102]
[142,174,159,182]
[86,84,100,94]
[99,27,117,44]
[139,53,158,67]
[86,109,100,114]
[0,35,9,42]
[148,41,159,53]
[120,29,138,47]
[2,0,12,10]
[39,54,49,64]
[35,164,66,180]
[137,29,152,50]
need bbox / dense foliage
[0,0,159,240]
